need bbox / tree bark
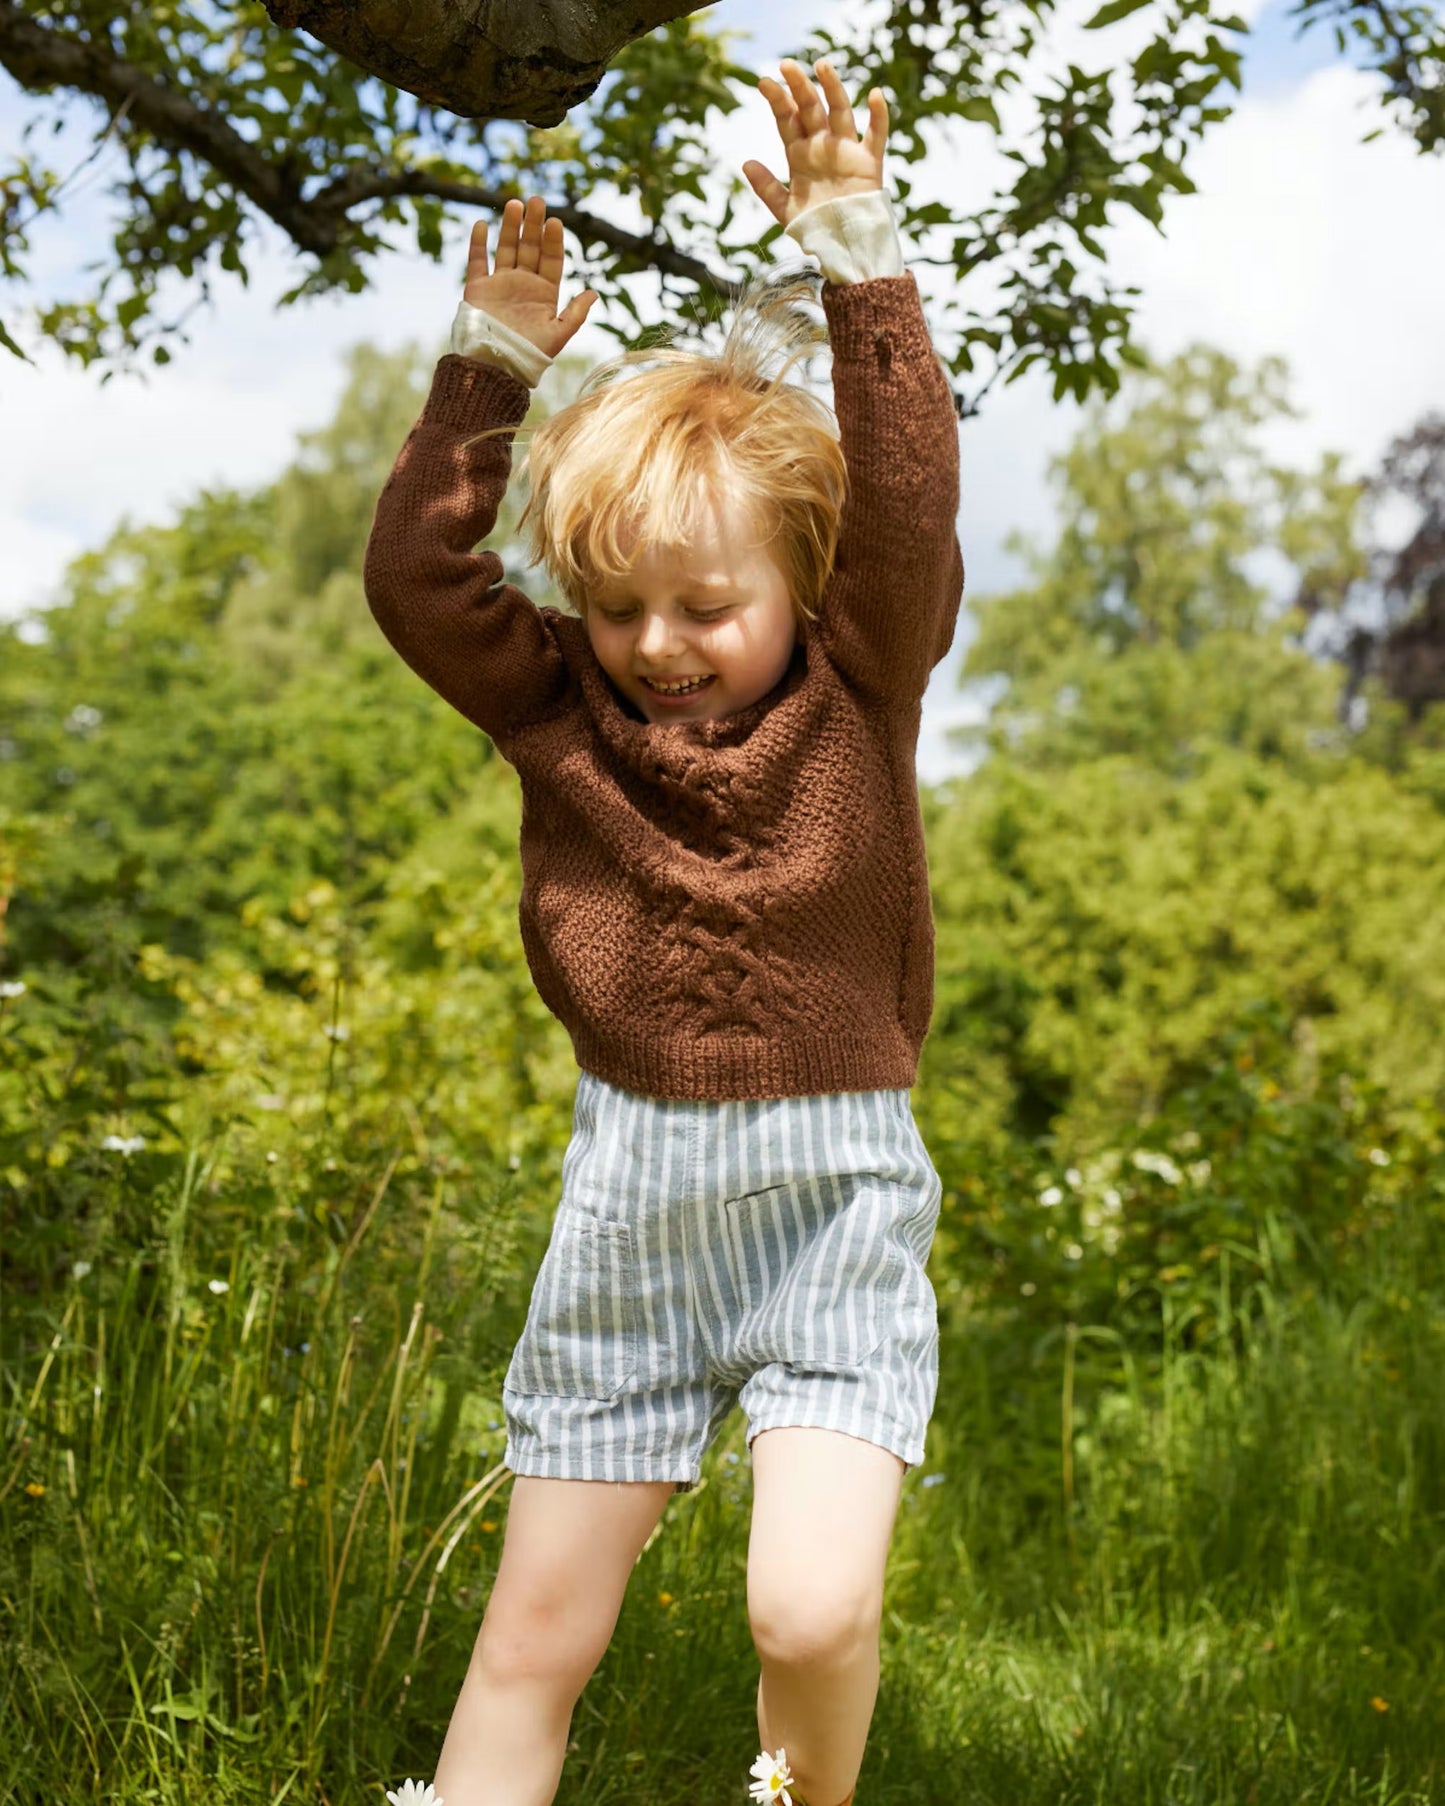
[260,0,706,124]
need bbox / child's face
[585,487,800,725]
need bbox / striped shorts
[502,1071,943,1491]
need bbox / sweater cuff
[449,301,553,387]
[426,349,534,433]
[782,189,905,285]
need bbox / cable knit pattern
[363,273,965,1100]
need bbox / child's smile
[585,488,799,724]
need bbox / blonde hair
[461,268,848,626]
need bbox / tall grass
[3,1128,1442,1804]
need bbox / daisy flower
[385,1783,443,1806]
[749,1747,795,1805]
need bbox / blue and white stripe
[503,1073,943,1489]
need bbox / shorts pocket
[504,1211,638,1401]
[723,1177,906,1375]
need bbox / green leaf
[957,96,1002,130]
[0,318,34,363]
[1083,0,1151,29]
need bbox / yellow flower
[658,1591,675,1606]
[24,1481,45,1498]
[480,1519,497,1532]
[1371,1696,1390,1713]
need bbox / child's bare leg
[747,1427,905,1806]
[432,1474,676,1806]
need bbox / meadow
[4,1030,1442,1804]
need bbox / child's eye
[599,605,730,622]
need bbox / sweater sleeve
[362,353,574,744]
[813,269,965,705]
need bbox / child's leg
[747,1426,905,1806]
[432,1474,676,1806]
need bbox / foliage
[954,342,1372,770]
[1,1038,1442,1801]
[0,339,586,1248]
[4,0,1441,404]
[917,747,1445,1160]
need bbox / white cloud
[1110,61,1445,468]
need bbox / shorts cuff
[505,1436,701,1491]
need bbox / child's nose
[636,613,686,656]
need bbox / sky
[2,0,1443,784]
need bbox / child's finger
[777,57,825,131]
[493,196,525,270]
[757,72,803,146]
[537,214,568,292]
[813,59,860,140]
[514,194,547,270]
[863,89,890,162]
[466,217,491,281]
[742,159,790,223]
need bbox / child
[366,56,964,1806]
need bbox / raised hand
[742,58,889,229]
[463,195,599,358]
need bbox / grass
[2,1138,1442,1805]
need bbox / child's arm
[745,61,964,706]
[363,199,599,745]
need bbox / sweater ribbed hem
[568,1023,920,1102]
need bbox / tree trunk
[261,0,705,124]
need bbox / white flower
[1065,1167,1082,1187]
[1131,1149,1183,1185]
[0,979,26,998]
[385,1783,443,1806]
[208,1279,229,1295]
[100,1134,146,1155]
[749,1749,795,1805]
[1038,1185,1063,1206]
[1065,1242,1084,1260]
[1367,1148,1391,1167]
[254,1093,286,1111]
[323,1023,350,1040]
[72,1260,93,1280]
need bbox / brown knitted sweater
[364,271,964,1101]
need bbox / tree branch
[260,0,701,126]
[0,1,743,300]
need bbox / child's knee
[476,1576,617,1693]
[748,1580,880,1669]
